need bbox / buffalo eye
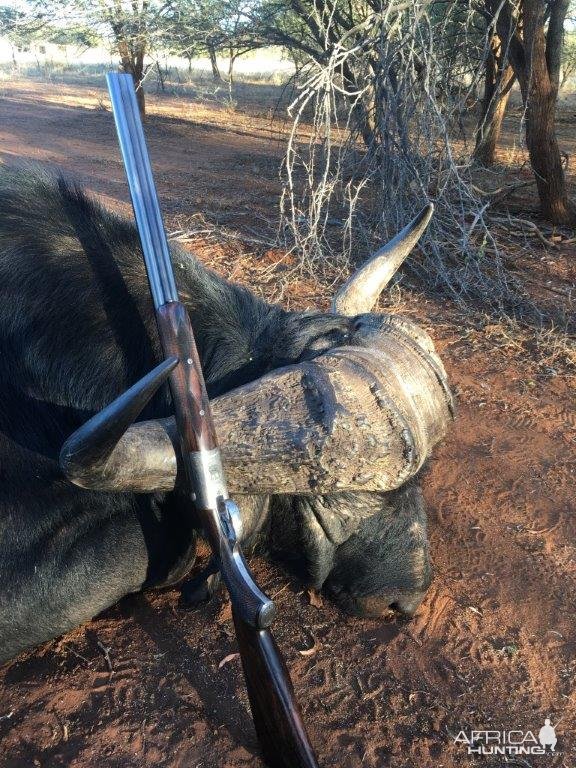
[298,327,351,360]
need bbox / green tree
[22,0,171,116]
[47,26,102,50]
[163,0,265,83]
[162,0,227,81]
[0,4,45,62]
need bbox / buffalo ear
[269,496,337,589]
[297,506,338,589]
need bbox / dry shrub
[279,0,574,333]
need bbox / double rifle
[105,73,319,768]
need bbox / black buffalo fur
[0,166,430,664]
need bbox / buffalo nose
[354,589,427,618]
[389,590,426,617]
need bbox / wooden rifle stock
[234,615,318,767]
[106,72,319,768]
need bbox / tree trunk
[207,43,223,82]
[228,48,236,85]
[134,84,146,118]
[116,38,146,118]
[341,60,375,147]
[523,79,573,223]
[473,37,515,166]
[519,0,575,224]
[133,47,146,118]
[156,61,165,93]
[492,0,575,223]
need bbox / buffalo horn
[60,330,452,496]
[332,204,433,316]
[60,356,178,492]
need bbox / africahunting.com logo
[453,720,559,756]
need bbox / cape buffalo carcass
[0,166,452,664]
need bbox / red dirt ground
[0,78,575,768]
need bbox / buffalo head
[60,205,453,618]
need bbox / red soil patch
[0,79,574,768]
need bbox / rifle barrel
[106,73,178,309]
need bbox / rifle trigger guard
[218,498,243,542]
